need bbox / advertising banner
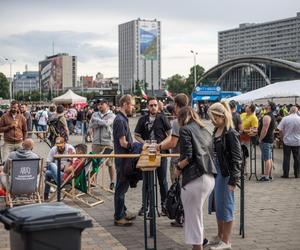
[39,57,63,91]
[139,21,158,60]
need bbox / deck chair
[5,158,43,208]
[88,148,114,193]
[47,159,104,207]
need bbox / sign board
[139,21,158,60]
[195,86,221,96]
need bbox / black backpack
[48,117,68,146]
[165,179,184,220]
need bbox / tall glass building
[119,19,161,94]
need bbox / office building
[218,12,300,63]
[39,53,77,92]
[119,18,161,93]
[13,71,39,94]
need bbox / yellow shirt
[241,113,258,129]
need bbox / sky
[0,0,299,80]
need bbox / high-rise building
[39,53,77,92]
[218,12,300,63]
[13,71,39,94]
[119,19,161,94]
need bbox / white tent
[226,80,300,104]
[52,89,87,105]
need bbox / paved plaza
[0,117,300,250]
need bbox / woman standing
[208,102,242,250]
[175,106,216,250]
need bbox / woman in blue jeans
[208,102,242,250]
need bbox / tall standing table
[137,151,161,250]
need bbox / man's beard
[57,147,65,154]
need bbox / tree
[185,65,205,94]
[165,74,187,95]
[0,72,10,99]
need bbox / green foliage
[14,90,42,102]
[185,65,205,94]
[165,65,205,96]
[165,74,187,95]
[0,72,10,99]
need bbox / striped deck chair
[47,159,104,207]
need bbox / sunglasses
[149,104,157,107]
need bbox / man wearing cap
[89,99,116,190]
[44,137,75,199]
[258,101,276,182]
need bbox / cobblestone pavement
[1,117,300,250]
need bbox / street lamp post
[190,50,198,87]
[5,58,16,100]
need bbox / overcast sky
[0,0,299,79]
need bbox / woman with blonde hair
[208,102,242,250]
[175,106,216,250]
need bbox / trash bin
[0,202,92,250]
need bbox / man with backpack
[48,105,69,146]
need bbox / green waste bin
[0,202,92,250]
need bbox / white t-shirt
[37,110,48,126]
[277,114,300,146]
[47,143,76,165]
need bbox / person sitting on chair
[0,138,38,189]
[44,143,87,200]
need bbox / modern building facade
[13,71,39,94]
[119,19,161,94]
[199,56,300,92]
[218,12,300,63]
[39,53,77,93]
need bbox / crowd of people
[0,94,300,250]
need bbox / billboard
[39,56,63,91]
[139,21,158,60]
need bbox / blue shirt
[113,112,133,154]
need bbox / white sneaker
[209,235,221,245]
[210,241,231,250]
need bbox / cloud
[0,30,117,66]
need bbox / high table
[137,151,161,250]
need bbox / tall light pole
[190,50,198,87]
[4,58,16,100]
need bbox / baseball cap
[97,98,109,104]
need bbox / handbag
[165,178,184,220]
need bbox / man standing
[258,101,276,182]
[20,104,32,138]
[229,100,243,133]
[277,106,300,178]
[135,97,172,216]
[90,99,116,190]
[0,101,27,162]
[113,94,136,226]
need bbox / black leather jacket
[179,122,217,187]
[213,128,242,186]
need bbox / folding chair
[47,159,104,207]
[5,158,43,208]
[88,148,114,194]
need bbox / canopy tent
[225,80,300,104]
[52,89,87,105]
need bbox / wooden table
[137,151,161,250]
